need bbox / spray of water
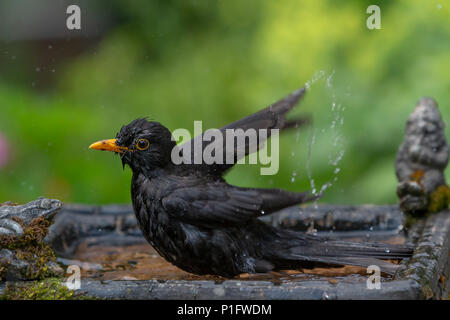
[300,70,346,208]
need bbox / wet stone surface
[50,204,407,284]
[2,202,449,299]
[64,243,399,283]
[51,204,407,298]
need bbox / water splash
[302,70,346,207]
[290,170,297,183]
[306,128,317,200]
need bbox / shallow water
[64,234,405,284]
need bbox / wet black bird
[90,87,412,277]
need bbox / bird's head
[89,118,176,176]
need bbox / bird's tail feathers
[283,239,413,276]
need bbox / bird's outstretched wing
[178,87,308,175]
[219,87,307,133]
[161,184,316,227]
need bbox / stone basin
[2,204,449,299]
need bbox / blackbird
[90,87,412,277]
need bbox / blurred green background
[0,0,449,205]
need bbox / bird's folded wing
[161,184,315,226]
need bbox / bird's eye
[136,138,150,150]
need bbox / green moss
[0,217,61,280]
[428,185,450,213]
[16,245,59,279]
[0,216,50,249]
[404,185,449,220]
[405,215,417,229]
[0,278,95,300]
[421,285,434,300]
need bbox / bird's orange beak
[89,139,130,153]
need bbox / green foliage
[0,0,449,204]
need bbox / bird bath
[2,202,446,300]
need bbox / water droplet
[320,182,331,194]
[303,70,346,207]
